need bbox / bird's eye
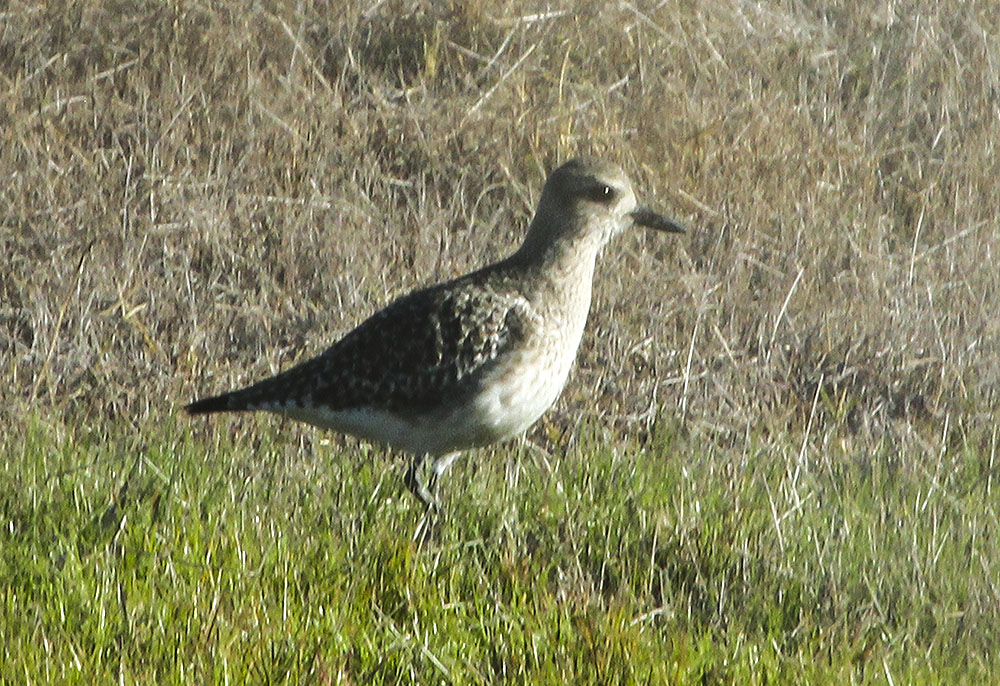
[585,184,616,204]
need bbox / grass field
[2,0,999,682]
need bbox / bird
[185,157,684,509]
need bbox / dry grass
[4,0,997,440]
[2,0,999,681]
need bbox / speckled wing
[185,276,533,417]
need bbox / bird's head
[533,157,684,248]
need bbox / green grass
[2,415,996,683]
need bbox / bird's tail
[185,361,315,416]
[185,391,248,415]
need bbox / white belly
[464,337,576,443]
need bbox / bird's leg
[428,452,461,498]
[411,453,459,544]
[405,454,437,510]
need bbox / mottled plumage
[190,276,530,416]
[186,157,684,508]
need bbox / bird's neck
[513,207,603,267]
[507,212,603,320]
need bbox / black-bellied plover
[186,157,684,508]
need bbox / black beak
[630,207,685,234]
